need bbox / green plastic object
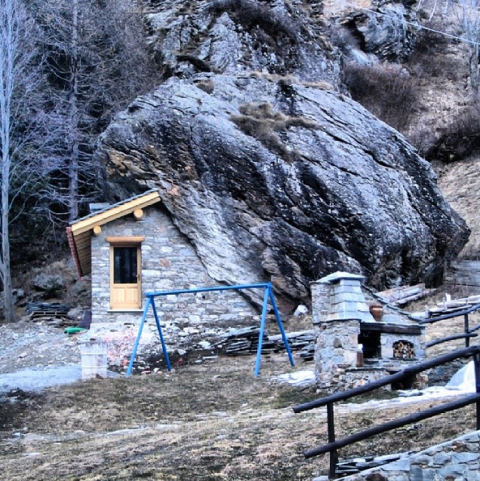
[64,327,87,335]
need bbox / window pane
[113,247,137,284]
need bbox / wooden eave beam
[73,230,92,277]
[66,226,83,278]
[71,190,160,236]
[105,236,145,244]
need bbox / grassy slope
[0,323,477,481]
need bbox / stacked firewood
[393,340,415,359]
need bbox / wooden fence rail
[293,346,480,479]
[419,301,480,348]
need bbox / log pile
[376,283,435,307]
[393,340,415,359]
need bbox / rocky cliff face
[96,0,469,310]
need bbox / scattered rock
[32,273,65,298]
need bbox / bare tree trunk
[460,0,480,94]
[33,0,162,224]
[0,0,18,322]
[68,0,79,222]
[468,41,480,95]
[1,166,15,323]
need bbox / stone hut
[67,190,258,331]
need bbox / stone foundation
[337,431,480,481]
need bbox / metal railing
[293,346,480,479]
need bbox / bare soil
[0,313,477,481]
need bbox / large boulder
[96,73,469,310]
[144,0,339,84]
[341,0,419,62]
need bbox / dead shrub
[231,102,319,161]
[195,80,215,94]
[300,80,333,90]
[407,19,461,82]
[424,103,480,162]
[208,0,298,42]
[343,63,419,133]
[407,127,434,158]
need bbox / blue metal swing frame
[126,282,295,377]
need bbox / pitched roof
[67,190,161,277]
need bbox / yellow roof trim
[71,190,161,235]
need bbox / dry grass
[1,300,479,480]
[0,344,477,481]
[231,102,320,161]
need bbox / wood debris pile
[426,293,480,318]
[25,302,74,328]
[376,283,436,307]
[216,326,316,360]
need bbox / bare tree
[33,0,160,223]
[459,0,480,94]
[0,0,42,322]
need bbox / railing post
[474,353,480,430]
[327,402,337,478]
[465,313,470,347]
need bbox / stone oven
[312,272,426,392]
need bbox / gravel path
[0,364,83,394]
[0,320,83,373]
[0,320,87,394]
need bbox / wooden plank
[105,236,145,244]
[376,284,425,304]
[73,231,93,277]
[360,323,423,335]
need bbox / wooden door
[110,245,141,309]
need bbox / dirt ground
[0,309,478,481]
